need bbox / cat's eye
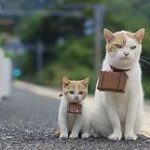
[130,45,136,50]
[79,91,83,95]
[69,90,74,94]
[115,44,123,49]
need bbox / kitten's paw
[81,132,90,138]
[69,133,78,138]
[108,133,122,141]
[125,133,137,140]
[59,133,68,138]
[92,132,98,138]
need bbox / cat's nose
[75,96,79,100]
[124,52,129,57]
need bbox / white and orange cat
[92,28,145,140]
[58,77,90,138]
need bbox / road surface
[0,85,149,150]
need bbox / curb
[14,80,93,101]
[14,80,60,100]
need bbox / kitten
[92,28,145,140]
[58,76,90,138]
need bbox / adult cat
[92,28,145,140]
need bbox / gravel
[0,124,149,150]
[0,87,149,150]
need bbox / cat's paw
[69,133,78,138]
[59,132,68,138]
[92,132,98,138]
[108,133,122,141]
[125,133,137,140]
[81,132,90,138]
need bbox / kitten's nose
[124,52,129,57]
[75,96,79,100]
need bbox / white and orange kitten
[58,77,90,138]
[92,28,145,140]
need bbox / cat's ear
[62,76,70,87]
[104,28,115,43]
[134,28,145,42]
[82,77,89,87]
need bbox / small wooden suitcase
[67,102,82,114]
[97,71,128,93]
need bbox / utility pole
[61,3,105,78]
[94,5,105,77]
[36,40,44,74]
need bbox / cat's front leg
[105,96,122,140]
[69,116,82,138]
[58,111,68,138]
[81,122,90,138]
[125,92,141,140]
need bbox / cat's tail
[58,93,63,97]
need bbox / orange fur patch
[63,81,88,93]
[62,77,89,98]
[105,28,145,51]
[106,32,127,52]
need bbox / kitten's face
[62,77,89,103]
[104,28,145,69]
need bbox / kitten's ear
[104,28,115,43]
[82,77,89,87]
[134,28,145,42]
[62,76,70,87]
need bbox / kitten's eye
[115,44,123,49]
[69,90,74,94]
[79,91,83,95]
[130,45,136,50]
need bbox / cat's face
[62,77,89,103]
[104,28,145,69]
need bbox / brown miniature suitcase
[97,71,128,93]
[67,102,82,114]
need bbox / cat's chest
[107,92,129,121]
[67,113,79,120]
[125,70,141,92]
[116,94,128,122]
[66,104,81,123]
[67,113,81,130]
[111,92,128,105]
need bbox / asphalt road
[0,86,150,150]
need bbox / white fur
[92,32,144,140]
[58,97,91,138]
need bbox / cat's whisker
[141,56,150,60]
[140,58,150,66]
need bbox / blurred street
[0,84,59,125]
[0,82,149,149]
[0,84,59,142]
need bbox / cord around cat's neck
[110,65,131,72]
